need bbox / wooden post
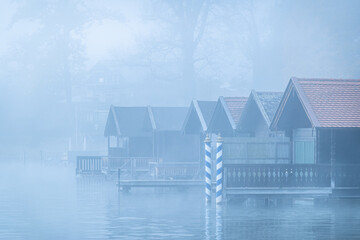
[316,129,320,164]
[223,167,227,201]
[131,158,134,177]
[118,168,121,192]
[275,142,278,164]
[330,129,335,188]
[152,131,155,160]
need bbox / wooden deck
[225,187,332,197]
[223,163,360,199]
[76,156,360,198]
[117,179,204,188]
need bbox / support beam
[330,129,336,188]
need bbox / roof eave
[220,96,237,130]
[147,106,157,130]
[270,80,296,131]
[193,100,208,131]
[251,90,271,126]
[111,105,121,136]
[291,77,321,128]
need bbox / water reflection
[1,164,360,239]
[215,205,223,240]
[205,202,211,240]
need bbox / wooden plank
[118,179,204,187]
[226,187,332,196]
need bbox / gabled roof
[222,97,248,129]
[238,90,283,129]
[208,96,248,134]
[271,77,360,129]
[198,101,217,127]
[104,105,148,137]
[182,100,217,133]
[149,107,189,131]
[104,105,189,136]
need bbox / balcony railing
[107,157,155,172]
[224,164,331,188]
[76,156,103,174]
[150,162,201,180]
[334,164,360,188]
[224,164,360,188]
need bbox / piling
[216,134,223,204]
[118,168,121,192]
[205,134,212,202]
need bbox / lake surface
[1,163,360,239]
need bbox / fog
[0,1,360,239]
[1,1,360,144]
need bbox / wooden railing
[76,156,103,174]
[224,164,360,188]
[151,162,201,180]
[334,164,360,188]
[107,157,154,172]
[224,164,331,188]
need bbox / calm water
[1,163,360,239]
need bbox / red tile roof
[295,78,360,128]
[223,97,248,126]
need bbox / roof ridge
[293,77,360,82]
[220,96,237,130]
[256,91,284,94]
[223,96,247,100]
[251,90,272,126]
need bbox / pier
[118,179,204,188]
[75,78,360,203]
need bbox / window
[294,141,315,164]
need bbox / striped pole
[216,134,223,204]
[204,134,212,202]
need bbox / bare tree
[147,0,211,101]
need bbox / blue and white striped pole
[216,134,223,204]
[204,134,212,202]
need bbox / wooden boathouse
[222,90,289,165]
[76,78,360,200]
[78,105,200,179]
[143,106,200,179]
[207,96,248,137]
[222,78,360,199]
[182,100,217,163]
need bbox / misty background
[1,0,360,154]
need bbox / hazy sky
[1,1,359,93]
[0,0,360,141]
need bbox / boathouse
[221,91,290,164]
[270,78,360,189]
[104,105,153,158]
[182,100,217,162]
[222,78,360,199]
[207,96,248,136]
[182,100,217,135]
[237,91,283,137]
[101,105,201,178]
[144,106,199,163]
